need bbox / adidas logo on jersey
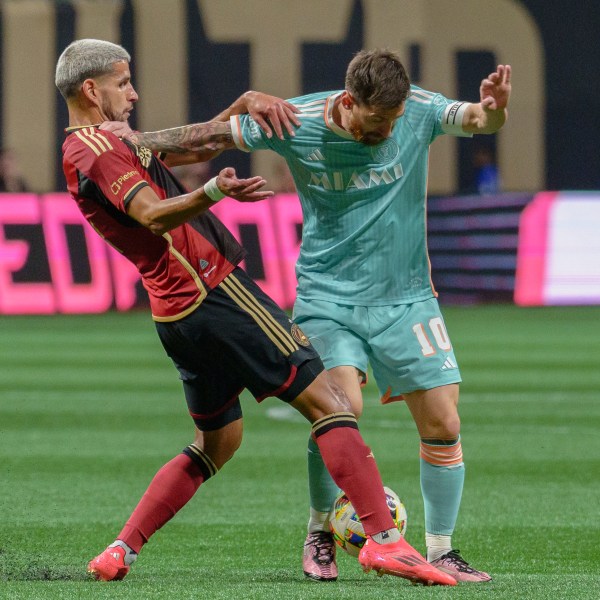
[440,357,458,371]
[305,148,325,161]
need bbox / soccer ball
[329,486,407,557]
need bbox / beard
[100,99,130,122]
[347,122,385,146]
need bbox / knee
[441,414,461,439]
[215,435,242,464]
[224,430,245,463]
[291,371,353,422]
[194,419,244,470]
[226,434,243,460]
[205,440,240,471]
[423,412,461,440]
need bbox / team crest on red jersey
[134,145,152,168]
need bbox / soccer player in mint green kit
[112,49,511,584]
[229,50,510,584]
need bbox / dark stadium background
[0,1,598,310]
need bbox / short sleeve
[405,87,473,143]
[230,114,279,153]
[64,128,149,211]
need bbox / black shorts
[155,267,324,431]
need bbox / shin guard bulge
[312,412,394,536]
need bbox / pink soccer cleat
[358,537,457,586]
[430,549,492,583]
[87,545,130,581]
[302,531,338,581]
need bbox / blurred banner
[428,192,532,304]
[514,192,600,305]
[0,193,301,314]
[2,191,600,314]
[0,194,141,314]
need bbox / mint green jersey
[230,86,470,305]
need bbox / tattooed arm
[101,90,299,167]
[129,121,234,167]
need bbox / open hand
[215,167,274,203]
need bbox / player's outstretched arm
[126,167,273,235]
[129,121,236,157]
[98,120,228,166]
[100,90,299,167]
[462,64,511,135]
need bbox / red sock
[117,453,205,552]
[313,418,394,536]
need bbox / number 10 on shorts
[412,318,452,356]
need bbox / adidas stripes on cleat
[358,537,457,586]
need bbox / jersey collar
[65,124,102,133]
[325,92,354,140]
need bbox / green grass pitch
[1,305,599,599]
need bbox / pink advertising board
[0,193,303,314]
[515,192,600,305]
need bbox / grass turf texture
[1,306,599,599]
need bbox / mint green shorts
[293,296,461,400]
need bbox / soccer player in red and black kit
[55,39,455,587]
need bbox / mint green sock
[307,436,340,513]
[420,458,464,535]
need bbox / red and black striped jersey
[62,125,245,321]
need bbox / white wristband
[203,176,226,202]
